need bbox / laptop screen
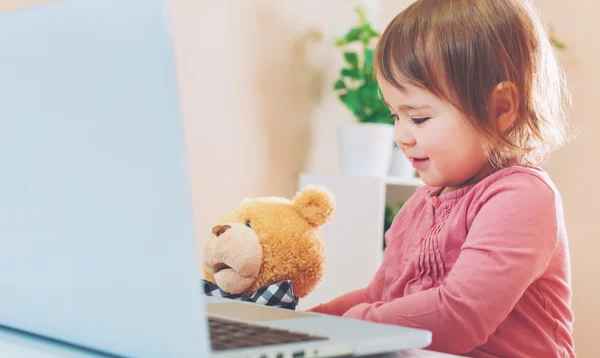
[0,1,209,357]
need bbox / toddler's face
[378,77,489,192]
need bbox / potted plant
[383,201,404,250]
[334,5,394,177]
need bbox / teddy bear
[202,186,334,309]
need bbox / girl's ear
[492,81,519,133]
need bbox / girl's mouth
[411,157,430,170]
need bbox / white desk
[0,325,464,358]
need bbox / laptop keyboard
[208,316,328,351]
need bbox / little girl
[309,0,575,357]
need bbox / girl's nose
[395,121,416,148]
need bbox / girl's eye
[411,117,430,125]
[389,113,429,124]
[245,220,252,228]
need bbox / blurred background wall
[160,1,596,356]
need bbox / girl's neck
[439,164,493,196]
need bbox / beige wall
[534,1,600,356]
[168,0,362,258]
[0,0,55,13]
[170,1,600,356]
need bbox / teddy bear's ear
[292,186,335,227]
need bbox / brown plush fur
[203,186,334,298]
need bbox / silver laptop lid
[0,1,209,357]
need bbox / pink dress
[309,167,575,357]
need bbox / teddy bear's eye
[245,220,252,228]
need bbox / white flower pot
[337,123,394,176]
[389,147,416,178]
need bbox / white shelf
[300,173,424,188]
[297,172,423,310]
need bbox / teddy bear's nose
[212,225,231,237]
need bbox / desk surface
[0,326,464,358]
[360,352,464,358]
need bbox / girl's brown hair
[375,0,570,169]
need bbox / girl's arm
[308,187,425,316]
[307,288,368,315]
[342,173,560,354]
[307,258,387,315]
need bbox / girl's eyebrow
[397,104,431,111]
[383,99,431,112]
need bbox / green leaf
[341,68,359,79]
[364,49,374,71]
[336,27,363,47]
[334,79,346,90]
[339,90,363,119]
[364,95,393,125]
[344,52,359,69]
[357,85,374,104]
[355,5,368,26]
[345,27,363,43]
[551,36,566,50]
[364,24,380,38]
[360,24,380,45]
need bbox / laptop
[0,1,432,357]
